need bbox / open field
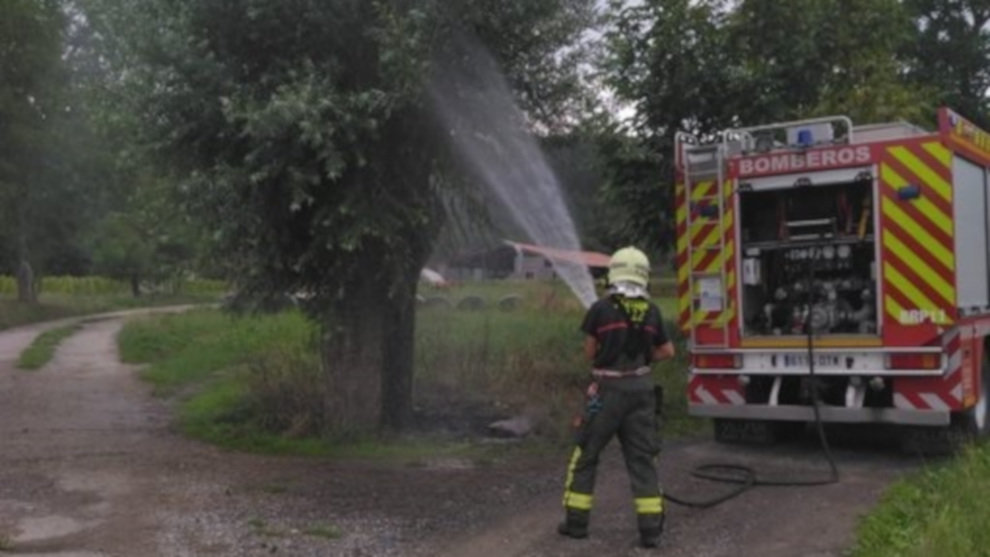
[0,275,225,331]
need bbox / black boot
[639,513,665,548]
[557,509,589,539]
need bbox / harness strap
[592,366,651,379]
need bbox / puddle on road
[13,515,86,542]
[57,470,131,498]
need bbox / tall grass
[119,309,316,392]
[852,445,990,557]
[117,281,700,454]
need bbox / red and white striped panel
[688,375,745,405]
[893,328,962,411]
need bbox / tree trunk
[382,270,418,431]
[16,259,36,303]
[321,276,388,436]
[130,274,141,297]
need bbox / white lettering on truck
[899,309,949,325]
[738,145,871,177]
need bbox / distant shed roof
[505,241,611,268]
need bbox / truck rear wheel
[958,350,990,438]
[901,351,990,455]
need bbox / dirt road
[0,314,924,556]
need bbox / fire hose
[664,247,840,509]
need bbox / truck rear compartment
[738,176,880,338]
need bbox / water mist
[430,35,598,308]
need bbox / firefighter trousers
[562,385,663,532]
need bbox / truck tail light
[694,354,741,369]
[885,353,941,370]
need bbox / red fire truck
[674,108,990,449]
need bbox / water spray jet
[430,34,597,308]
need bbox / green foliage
[0,0,108,291]
[599,0,942,253]
[853,445,990,557]
[17,324,82,370]
[303,524,342,540]
[82,0,592,311]
[82,0,597,433]
[119,310,314,393]
[903,0,990,127]
[116,283,700,453]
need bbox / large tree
[0,0,79,301]
[600,0,932,253]
[83,0,594,433]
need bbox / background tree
[82,0,595,433]
[903,0,990,127]
[0,0,79,302]
[600,0,738,256]
[599,0,935,255]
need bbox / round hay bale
[497,294,522,311]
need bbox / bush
[240,349,325,438]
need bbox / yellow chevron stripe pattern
[889,146,951,202]
[690,178,735,331]
[884,263,942,318]
[885,294,906,323]
[880,164,952,235]
[881,199,955,270]
[882,230,954,303]
[690,180,715,201]
[922,141,951,167]
[882,142,955,325]
[675,182,691,330]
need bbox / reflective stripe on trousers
[634,496,663,514]
[562,446,594,510]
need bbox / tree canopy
[82,0,596,432]
[598,0,971,255]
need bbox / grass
[247,518,284,538]
[852,444,990,557]
[246,518,341,540]
[16,324,82,370]
[117,280,705,457]
[303,523,342,539]
[0,533,11,551]
[0,292,220,332]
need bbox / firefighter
[558,246,675,549]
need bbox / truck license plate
[779,354,841,368]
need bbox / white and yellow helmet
[608,246,650,289]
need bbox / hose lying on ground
[665,258,840,509]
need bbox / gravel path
[0,314,926,556]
